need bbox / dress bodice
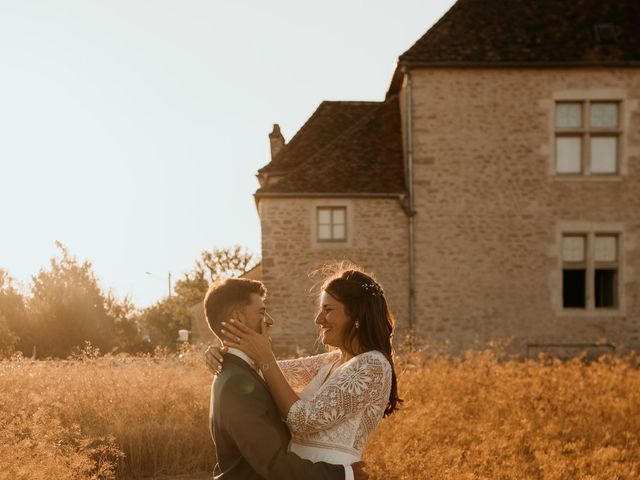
[278,350,392,464]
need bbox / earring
[355,320,360,329]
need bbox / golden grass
[0,349,215,480]
[2,347,639,479]
[364,350,640,479]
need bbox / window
[555,101,621,175]
[562,233,619,309]
[317,207,346,242]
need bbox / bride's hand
[221,318,275,366]
[204,344,228,375]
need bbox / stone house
[253,0,640,356]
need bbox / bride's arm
[286,352,391,435]
[278,351,339,391]
[204,344,334,391]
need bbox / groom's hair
[203,278,267,337]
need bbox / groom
[204,277,366,480]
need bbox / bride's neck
[339,350,353,363]
[337,339,362,364]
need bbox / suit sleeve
[221,374,346,480]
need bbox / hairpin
[361,282,383,296]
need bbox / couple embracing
[204,265,401,479]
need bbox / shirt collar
[227,348,258,371]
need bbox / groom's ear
[230,309,244,324]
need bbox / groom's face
[234,293,272,333]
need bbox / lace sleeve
[277,350,340,392]
[285,351,392,435]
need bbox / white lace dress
[277,349,392,466]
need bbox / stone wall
[406,68,640,353]
[258,196,409,354]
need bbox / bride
[207,266,401,468]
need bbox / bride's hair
[321,264,402,416]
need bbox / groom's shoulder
[214,360,264,400]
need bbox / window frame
[561,234,587,309]
[561,232,620,311]
[554,100,622,176]
[316,206,347,243]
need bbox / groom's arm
[221,375,347,480]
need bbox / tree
[141,246,257,348]
[174,245,257,306]
[0,269,30,355]
[27,242,116,358]
[0,313,18,358]
[105,292,150,354]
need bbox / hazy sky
[0,0,455,307]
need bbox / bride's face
[315,291,350,349]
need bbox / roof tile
[257,96,405,195]
[400,0,640,65]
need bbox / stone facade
[254,0,640,357]
[259,196,409,354]
[399,68,640,353]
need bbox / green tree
[28,242,116,358]
[141,246,257,348]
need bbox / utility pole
[145,271,172,299]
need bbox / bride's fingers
[229,319,253,332]
[221,336,240,346]
[220,328,242,343]
[205,346,224,363]
[221,322,247,338]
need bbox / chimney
[269,124,285,160]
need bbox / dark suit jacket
[210,353,345,480]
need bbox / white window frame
[554,100,622,176]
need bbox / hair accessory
[355,320,360,329]
[361,282,384,296]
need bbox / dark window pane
[563,269,586,308]
[595,269,617,308]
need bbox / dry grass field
[1,345,639,480]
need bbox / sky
[0,0,455,307]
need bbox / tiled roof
[259,101,381,175]
[256,96,405,195]
[399,0,640,65]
